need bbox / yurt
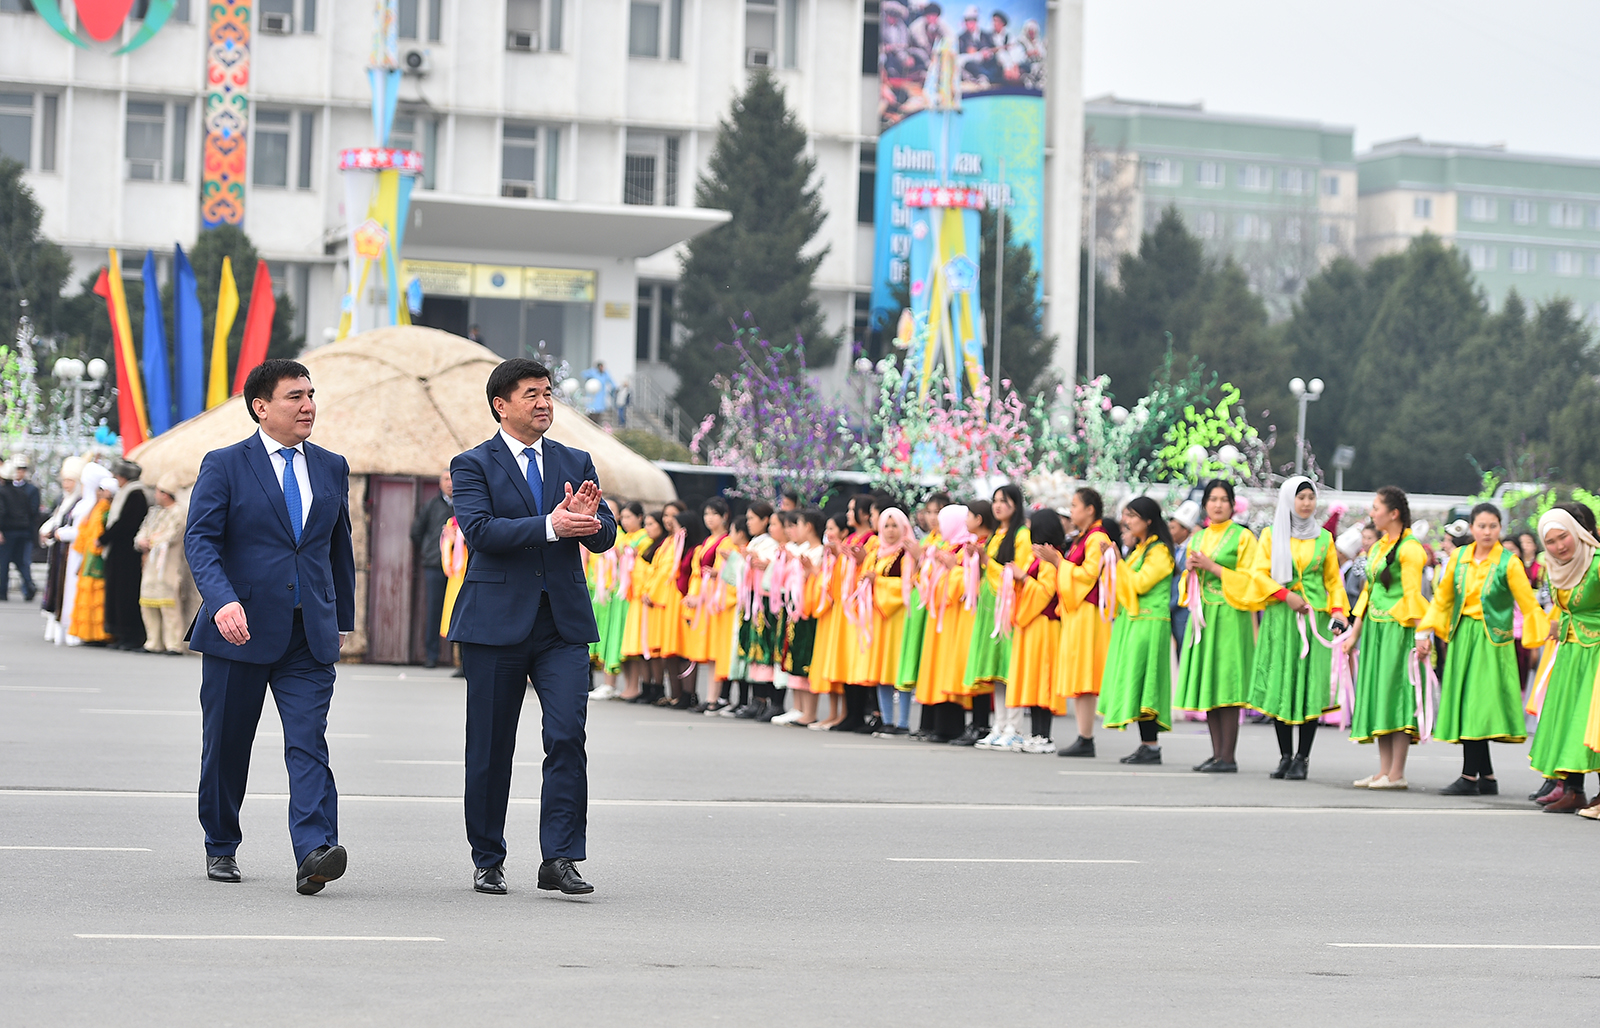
[129,326,676,663]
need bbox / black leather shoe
[736,702,763,720]
[1193,756,1218,772]
[1057,735,1096,758]
[424,659,438,669]
[1269,754,1293,779]
[1197,760,1238,773]
[1530,778,1558,802]
[948,724,985,747]
[1120,745,1161,765]
[207,855,241,883]
[474,862,507,894]
[538,857,594,895]
[1478,777,1499,795]
[1439,775,1480,796]
[1285,755,1309,780]
[854,713,884,734]
[294,844,347,896]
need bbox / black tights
[1273,719,1319,758]
[1138,719,1161,744]
[971,693,993,731]
[1461,739,1495,779]
[1207,708,1240,763]
[1031,706,1053,739]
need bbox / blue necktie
[279,448,303,605]
[523,446,543,516]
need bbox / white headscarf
[71,463,111,524]
[1538,508,1600,591]
[1271,475,1320,585]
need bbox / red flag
[232,261,277,396]
[93,268,146,451]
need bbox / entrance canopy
[406,194,730,259]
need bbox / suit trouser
[422,565,447,663]
[198,612,339,864]
[4,535,34,599]
[462,593,589,867]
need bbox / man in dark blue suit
[449,358,616,896]
[184,359,356,895]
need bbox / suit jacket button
[536,570,542,576]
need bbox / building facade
[1357,137,1600,322]
[1,0,1084,425]
[1083,95,1357,320]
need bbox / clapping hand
[550,481,604,538]
[1032,543,1062,568]
[1188,549,1220,575]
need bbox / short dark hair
[1469,502,1502,526]
[485,358,552,423]
[243,360,311,424]
[747,500,775,521]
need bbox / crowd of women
[581,478,1600,813]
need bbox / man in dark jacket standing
[2,455,41,601]
[409,471,455,668]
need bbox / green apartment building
[1357,138,1600,323]
[1084,96,1357,319]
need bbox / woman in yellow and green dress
[681,498,734,712]
[1525,504,1600,814]
[1245,477,1350,781]
[1177,479,1261,773]
[602,502,648,700]
[1416,502,1548,797]
[1345,485,1429,789]
[1038,486,1117,758]
[1098,496,1176,765]
[915,505,974,742]
[865,508,914,733]
[954,490,1028,746]
[68,479,114,645]
[439,513,469,672]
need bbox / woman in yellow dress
[439,513,469,673]
[865,507,914,732]
[835,494,881,731]
[682,498,734,712]
[969,485,1032,750]
[628,511,673,705]
[932,502,996,744]
[606,503,649,701]
[68,477,114,644]
[999,508,1064,753]
[915,504,974,742]
[1037,487,1119,758]
[807,512,852,730]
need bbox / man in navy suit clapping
[449,359,616,896]
[185,360,356,895]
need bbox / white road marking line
[1058,770,1200,777]
[630,722,734,728]
[79,709,199,716]
[258,732,371,739]
[0,685,101,693]
[0,839,151,845]
[376,760,540,766]
[343,674,457,681]
[76,934,443,942]
[889,851,1139,858]
[1328,943,1600,950]
[822,743,953,751]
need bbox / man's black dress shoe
[474,863,507,894]
[295,844,347,896]
[207,855,241,883]
[538,857,594,895]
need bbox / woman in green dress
[1245,477,1350,781]
[953,488,1029,746]
[1527,504,1600,814]
[1099,496,1176,765]
[1416,502,1548,797]
[1346,485,1430,789]
[1178,479,1261,773]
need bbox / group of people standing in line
[579,476,1600,813]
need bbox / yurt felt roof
[127,326,677,504]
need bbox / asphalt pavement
[1,597,1594,1027]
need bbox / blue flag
[140,249,173,436]
[172,243,205,421]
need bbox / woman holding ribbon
[915,504,974,742]
[1346,486,1430,789]
[1001,509,1065,754]
[955,490,1027,747]
[864,508,915,734]
[1098,496,1177,764]
[1177,479,1261,773]
[1415,502,1548,797]
[682,499,735,713]
[1525,503,1600,814]
[626,511,673,705]
[1245,477,1350,781]
[1037,487,1118,758]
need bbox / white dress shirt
[260,427,313,528]
[500,428,559,542]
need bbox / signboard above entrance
[400,260,597,303]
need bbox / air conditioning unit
[746,47,773,68]
[403,48,431,75]
[501,182,534,198]
[261,11,293,34]
[506,29,538,51]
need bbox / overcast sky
[1082,0,1600,159]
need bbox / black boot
[1285,755,1308,781]
[1439,776,1480,796]
[948,723,985,746]
[1269,754,1293,779]
[1057,736,1096,758]
[1120,744,1161,765]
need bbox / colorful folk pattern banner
[202,0,252,228]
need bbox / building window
[391,112,439,190]
[628,0,680,59]
[1322,174,1340,196]
[1283,218,1301,243]
[501,122,558,198]
[1509,247,1534,273]
[126,99,189,182]
[251,107,313,190]
[858,152,875,224]
[1466,196,1497,222]
[1590,254,1600,278]
[1142,158,1180,186]
[1467,245,1496,271]
[1554,251,1582,277]
[1511,199,1535,225]
[1550,202,1585,229]
[507,0,562,51]
[1237,165,1270,191]
[861,1,879,75]
[1194,210,1218,239]
[1279,168,1310,195]
[398,0,443,40]
[1413,196,1433,219]
[257,0,314,34]
[746,0,795,68]
[135,0,192,22]
[635,283,675,362]
[1196,161,1222,187]
[623,131,679,206]
[1234,213,1270,241]
[1320,222,1341,246]
[0,92,38,169]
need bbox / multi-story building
[0,0,1084,419]
[1357,137,1600,322]
[1083,95,1357,320]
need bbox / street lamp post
[1287,376,1324,477]
[53,356,108,450]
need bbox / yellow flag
[207,256,239,409]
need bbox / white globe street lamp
[1288,375,1324,477]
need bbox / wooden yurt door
[367,476,418,664]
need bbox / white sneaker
[590,685,616,701]
[994,729,1026,752]
[973,728,1004,750]
[771,710,802,725]
[1022,735,1058,754]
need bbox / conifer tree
[0,158,71,335]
